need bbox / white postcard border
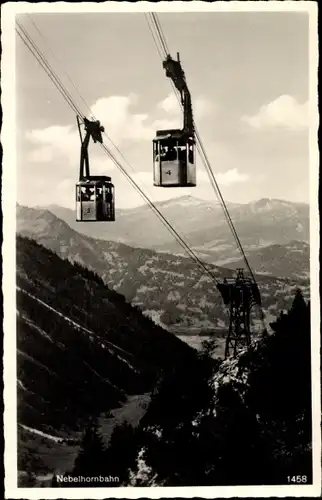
[1,2,320,498]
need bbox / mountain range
[46,196,309,266]
[16,204,310,333]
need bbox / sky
[15,10,311,209]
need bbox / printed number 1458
[287,475,307,484]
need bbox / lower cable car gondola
[76,176,115,222]
[76,116,115,222]
[153,129,196,187]
[153,53,196,188]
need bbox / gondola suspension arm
[163,52,194,137]
[77,115,105,180]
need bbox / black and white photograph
[2,1,320,498]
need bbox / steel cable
[16,21,219,285]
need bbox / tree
[20,471,37,487]
[71,418,108,483]
[245,287,312,482]
[200,336,218,359]
[51,473,59,487]
[104,421,138,485]
[290,288,307,316]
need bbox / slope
[224,240,310,280]
[16,235,196,437]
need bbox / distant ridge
[29,196,309,261]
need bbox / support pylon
[217,269,261,358]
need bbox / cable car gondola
[153,129,195,187]
[153,53,196,188]
[76,116,115,222]
[76,176,115,222]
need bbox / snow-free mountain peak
[30,196,309,256]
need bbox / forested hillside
[16,235,197,483]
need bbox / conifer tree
[200,336,218,359]
[290,288,307,315]
[51,473,59,487]
[22,470,37,487]
[105,421,137,485]
[71,418,107,483]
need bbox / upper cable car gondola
[153,53,196,188]
[76,116,115,222]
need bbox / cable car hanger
[153,52,196,188]
[77,115,104,180]
[163,52,194,138]
[76,115,115,223]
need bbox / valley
[19,393,151,487]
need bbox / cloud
[194,96,214,121]
[26,124,78,165]
[91,92,211,144]
[90,94,154,143]
[217,168,249,186]
[242,95,308,131]
[157,92,214,123]
[157,93,181,115]
[194,168,249,196]
[27,145,54,163]
[25,91,216,172]
[25,91,189,164]
[22,92,220,208]
[151,118,180,132]
[93,154,117,171]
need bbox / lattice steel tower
[217,269,262,358]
